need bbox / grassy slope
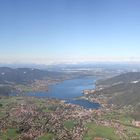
[38,133,55,140]
[0,129,19,140]
[64,120,77,130]
[83,123,120,140]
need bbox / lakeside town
[0,67,140,140]
[0,93,140,140]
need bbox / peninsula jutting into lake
[0,65,140,140]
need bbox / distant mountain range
[0,67,63,85]
[97,72,140,87]
[95,72,140,118]
[0,67,66,96]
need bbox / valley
[0,66,140,140]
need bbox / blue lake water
[27,76,100,109]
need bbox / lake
[26,76,100,109]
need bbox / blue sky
[0,0,140,64]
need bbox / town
[0,94,140,140]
